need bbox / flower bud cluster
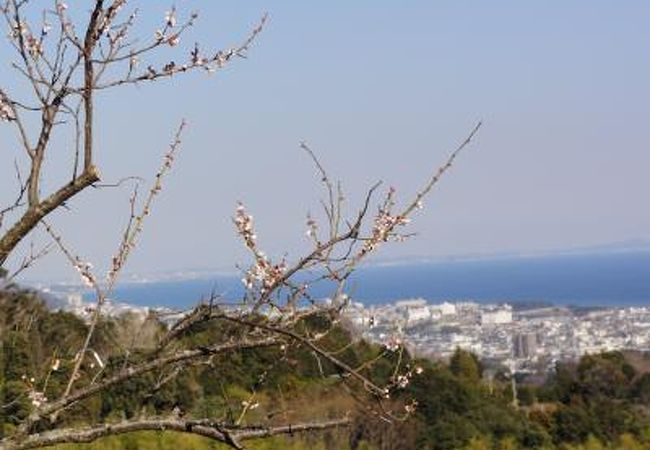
[382,365,424,406]
[21,375,48,408]
[134,9,245,81]
[164,9,177,28]
[404,399,419,414]
[41,21,51,36]
[234,203,257,250]
[0,98,14,122]
[361,187,411,256]
[28,390,48,408]
[393,365,423,389]
[9,17,44,58]
[241,252,287,294]
[383,335,402,352]
[74,258,96,288]
[155,9,184,47]
[163,151,175,169]
[10,20,27,39]
[235,203,287,294]
[366,211,409,250]
[24,34,43,58]
[305,215,318,240]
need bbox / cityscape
[344,298,650,373]
[44,285,650,374]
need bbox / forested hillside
[1,289,649,450]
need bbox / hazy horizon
[25,238,650,285]
[35,249,650,309]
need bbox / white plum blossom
[25,35,43,58]
[384,335,402,352]
[234,203,287,294]
[1,98,15,122]
[305,215,318,239]
[73,258,96,288]
[167,34,180,47]
[360,187,412,256]
[396,374,409,388]
[190,44,207,66]
[12,20,26,37]
[404,400,418,414]
[28,390,48,408]
[234,202,256,249]
[129,55,140,69]
[241,253,287,294]
[164,9,177,27]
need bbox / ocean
[104,250,650,309]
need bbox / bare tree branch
[5,416,350,450]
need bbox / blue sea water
[107,251,650,309]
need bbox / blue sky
[1,1,649,280]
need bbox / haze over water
[101,250,650,309]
